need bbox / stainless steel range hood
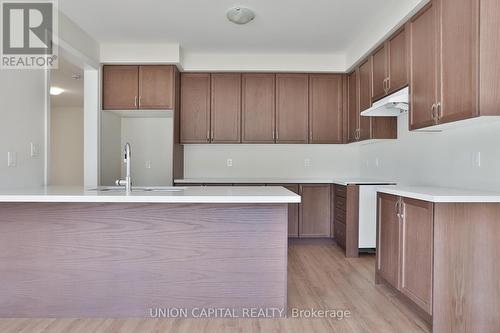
[361,87,409,117]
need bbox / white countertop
[174,178,395,186]
[0,186,301,204]
[377,185,500,203]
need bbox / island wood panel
[308,74,343,144]
[102,65,139,110]
[275,74,309,143]
[241,74,276,143]
[138,65,174,109]
[211,73,242,143]
[180,73,211,143]
[433,203,500,332]
[0,203,287,317]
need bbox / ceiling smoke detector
[226,7,255,25]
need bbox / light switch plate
[226,158,233,167]
[30,143,39,157]
[8,152,17,167]
[304,158,311,168]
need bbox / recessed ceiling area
[59,0,428,70]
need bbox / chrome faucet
[116,143,132,193]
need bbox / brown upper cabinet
[309,74,343,144]
[276,74,309,143]
[410,0,500,130]
[409,3,439,130]
[241,74,276,143]
[210,73,242,143]
[371,27,408,102]
[102,65,175,110]
[358,59,373,141]
[102,66,139,110]
[347,71,359,143]
[180,73,211,143]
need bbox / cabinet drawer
[334,221,346,249]
[334,208,346,224]
[335,195,347,211]
[335,185,347,198]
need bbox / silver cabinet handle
[276,130,279,141]
[354,128,360,141]
[138,96,142,108]
[207,130,210,142]
[431,104,437,122]
[272,131,275,141]
[386,77,390,92]
[211,130,214,141]
[134,96,138,108]
[436,102,442,120]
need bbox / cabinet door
[371,44,387,101]
[400,198,433,315]
[211,73,242,143]
[409,3,439,130]
[278,184,299,238]
[437,0,479,124]
[241,74,275,143]
[358,60,372,140]
[138,65,174,109]
[387,27,408,94]
[299,184,331,238]
[347,71,359,143]
[102,65,139,110]
[180,73,211,143]
[276,74,309,143]
[377,193,400,288]
[309,74,343,144]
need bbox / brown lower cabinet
[333,185,360,258]
[376,193,500,331]
[376,193,433,316]
[298,184,331,238]
[186,182,331,238]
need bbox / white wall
[0,70,46,189]
[100,115,173,186]
[99,112,122,186]
[121,118,173,186]
[50,107,84,185]
[360,114,500,191]
[183,144,361,179]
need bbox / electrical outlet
[304,158,311,168]
[7,152,17,167]
[30,143,39,157]
[145,160,152,169]
[472,152,481,168]
[375,158,380,168]
[226,158,233,167]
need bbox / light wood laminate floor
[0,239,430,333]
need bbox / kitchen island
[0,186,300,318]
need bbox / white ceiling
[50,57,84,108]
[59,0,424,59]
